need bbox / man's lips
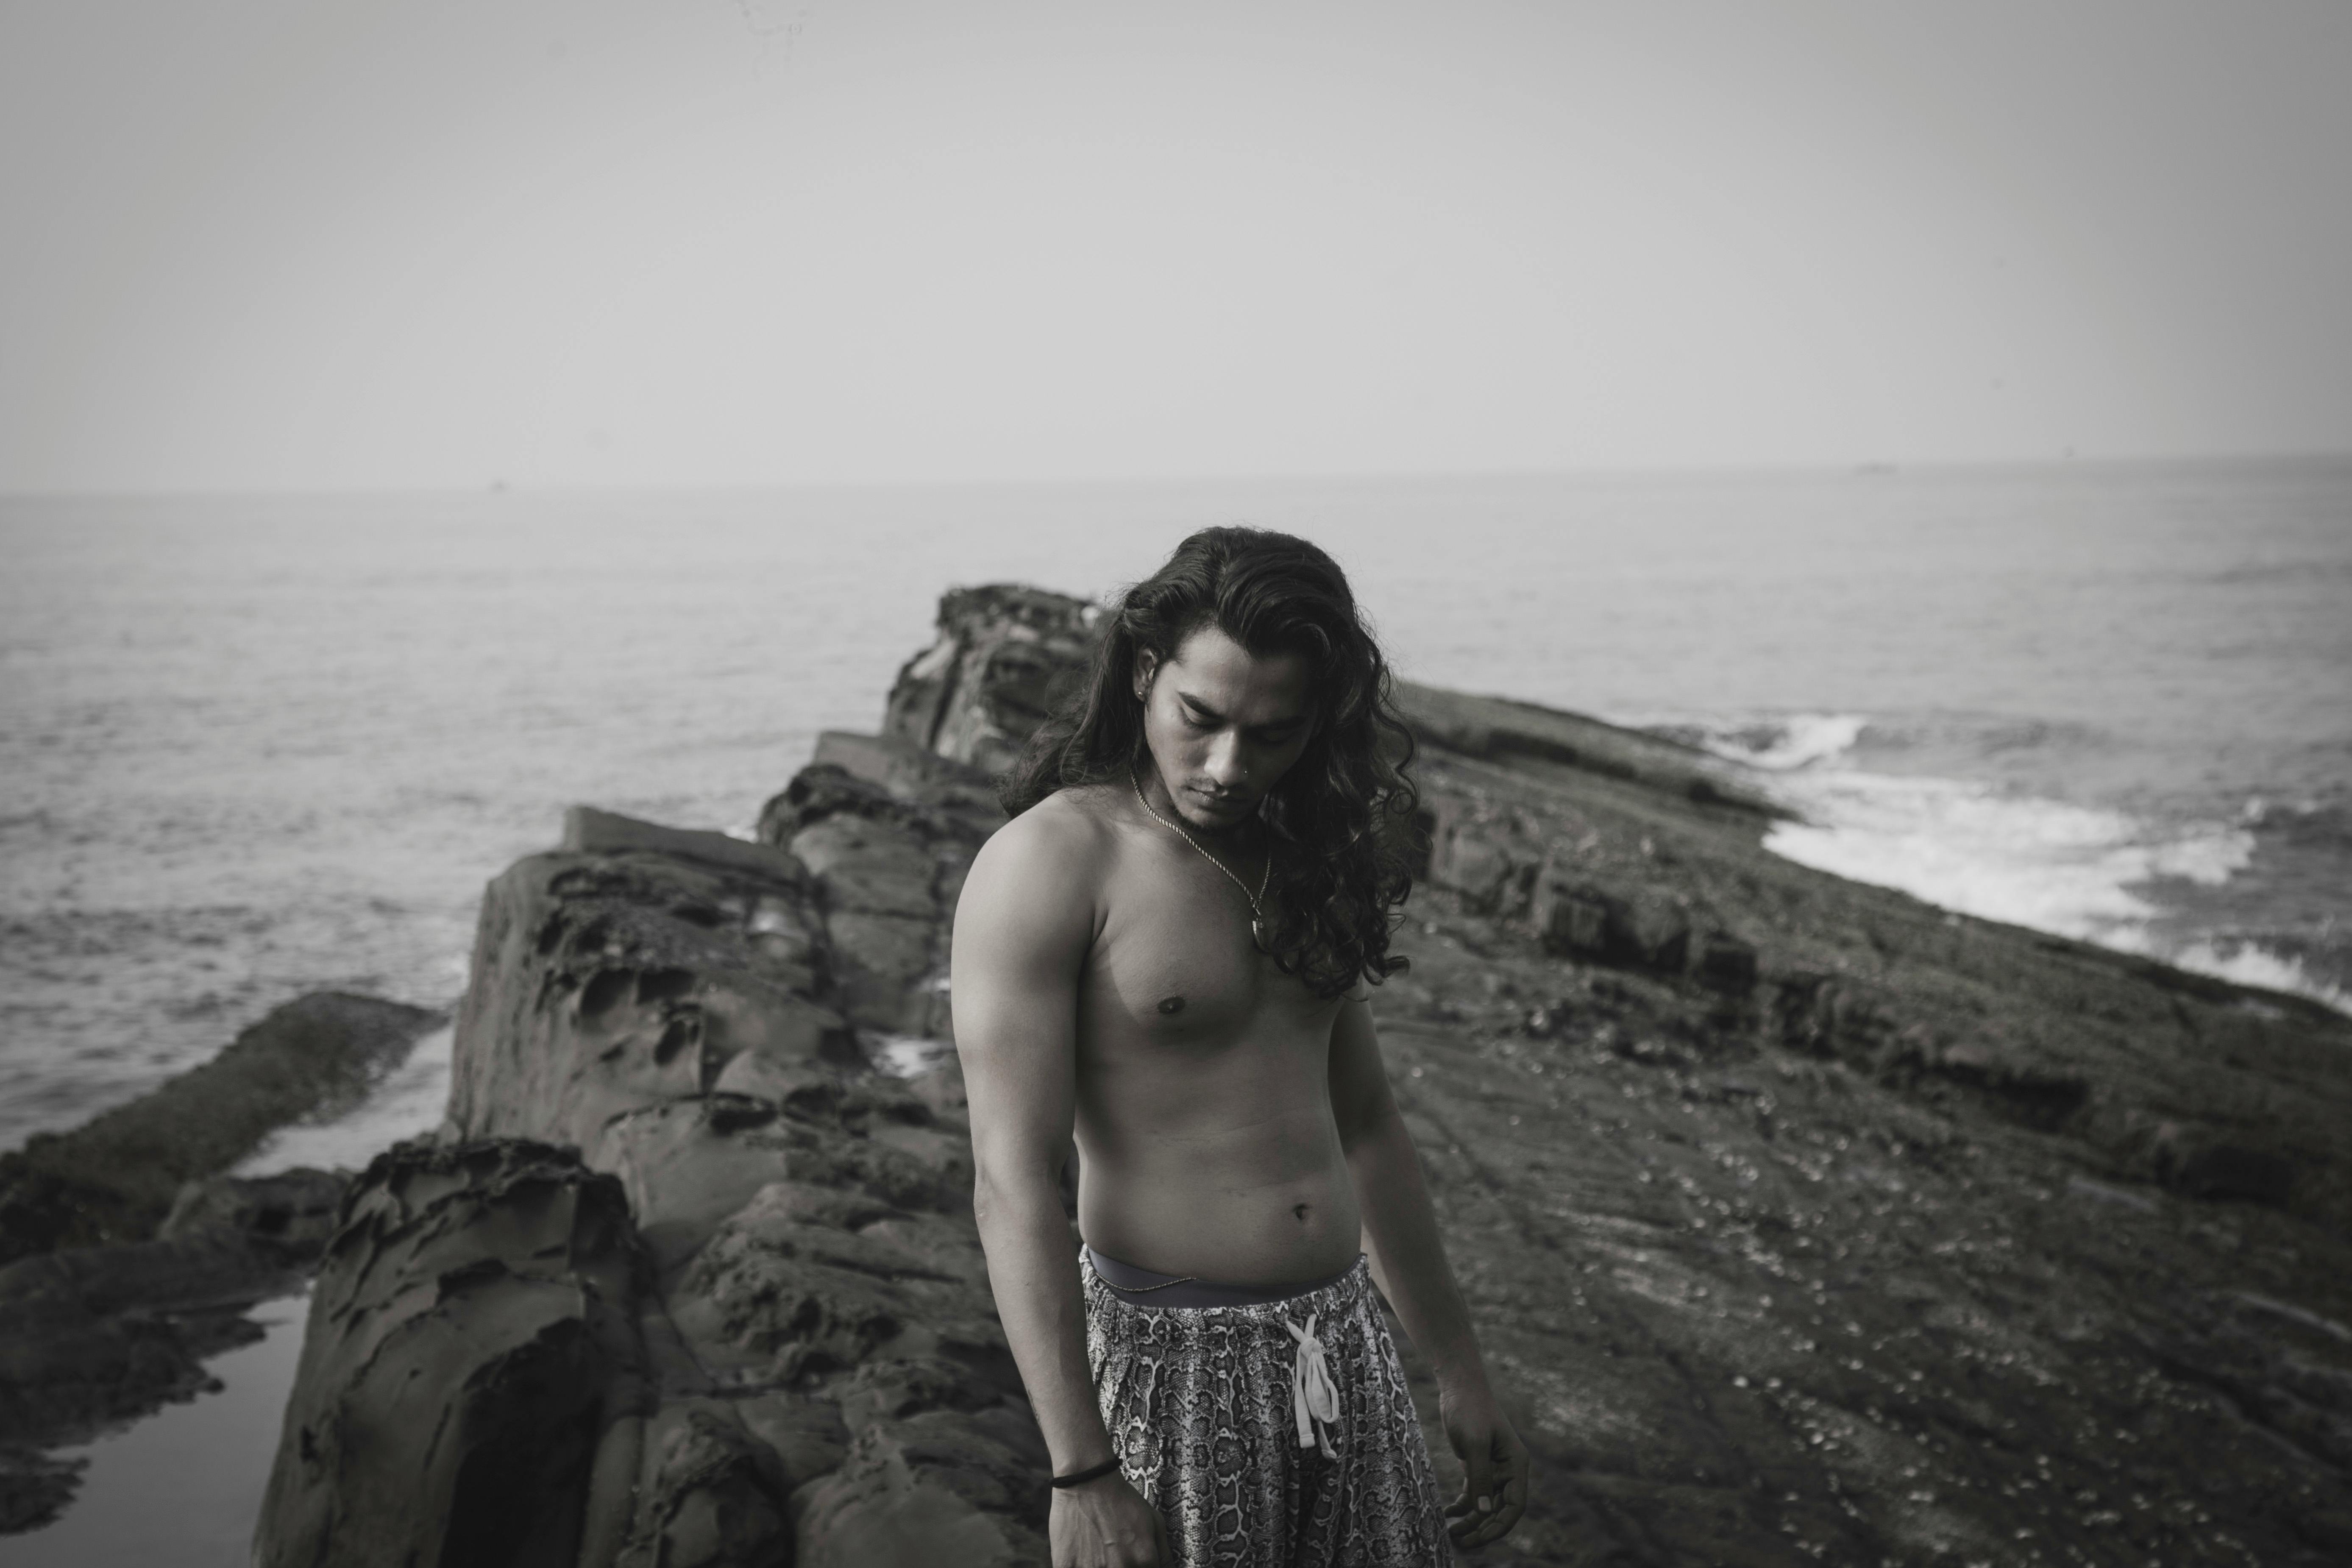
[1190,789,1253,813]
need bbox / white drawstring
[1285,1312,1340,1459]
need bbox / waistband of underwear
[1084,1244,1364,1310]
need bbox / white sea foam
[1695,713,1870,772]
[1756,765,2349,1014]
[2145,939,2352,1014]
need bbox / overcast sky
[3,1,2348,491]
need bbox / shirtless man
[952,528,1528,1567]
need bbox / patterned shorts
[1082,1248,1451,1567]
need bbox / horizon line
[5,448,2351,505]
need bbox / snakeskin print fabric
[1083,1251,1451,1567]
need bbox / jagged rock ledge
[258,584,2352,1566]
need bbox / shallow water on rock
[4,1293,309,1568]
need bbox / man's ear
[1133,649,1158,699]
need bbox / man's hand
[1049,1471,1170,1567]
[1439,1381,1529,1551]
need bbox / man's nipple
[1157,996,1185,1015]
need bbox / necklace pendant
[1250,916,1269,951]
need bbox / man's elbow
[970,1146,1062,1231]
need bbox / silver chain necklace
[1132,770,1273,950]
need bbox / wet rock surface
[0,991,440,1534]
[1372,689,2352,1566]
[255,583,2352,1565]
[0,1164,347,1529]
[0,990,440,1263]
[264,729,1038,1563]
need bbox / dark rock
[883,585,1098,774]
[254,1139,649,1568]
[449,823,854,1148]
[1430,801,1542,918]
[806,732,1007,840]
[1928,1036,2092,1132]
[2140,1121,2299,1206]
[1393,680,1782,818]
[1693,932,1758,994]
[0,991,441,1264]
[161,1167,349,1262]
[1530,872,1689,974]
[256,712,1041,1560]
[0,1447,84,1534]
[757,753,1005,854]
[616,1403,792,1568]
[760,762,924,844]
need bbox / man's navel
[1292,1202,1311,1224]
[1157,995,1185,1015]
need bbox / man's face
[1137,623,1316,834]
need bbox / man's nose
[1202,732,1249,788]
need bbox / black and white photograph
[3,4,2349,1565]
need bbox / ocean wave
[1755,765,2349,1017]
[2144,938,2352,1014]
[1645,713,1870,773]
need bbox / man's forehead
[1166,625,1314,719]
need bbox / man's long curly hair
[999,526,1417,999]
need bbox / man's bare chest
[1079,872,1331,1051]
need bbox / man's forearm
[972,1168,1115,1472]
[1346,1108,1489,1390]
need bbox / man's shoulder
[972,785,1127,879]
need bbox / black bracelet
[1049,1456,1123,1490]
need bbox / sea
[0,458,2346,1560]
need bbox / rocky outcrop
[0,991,440,1534]
[1378,682,2352,1565]
[262,739,1041,1565]
[257,583,2352,1566]
[256,1140,654,1568]
[0,991,440,1263]
[882,584,1098,775]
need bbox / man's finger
[1450,1428,1523,1545]
[1465,1435,1531,1546]
[1445,1464,1500,1541]
[1470,1482,1527,1546]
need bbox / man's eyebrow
[1178,691,1305,732]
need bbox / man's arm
[1329,995,1530,1549]
[952,806,1167,1568]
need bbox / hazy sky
[4,1,2348,490]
